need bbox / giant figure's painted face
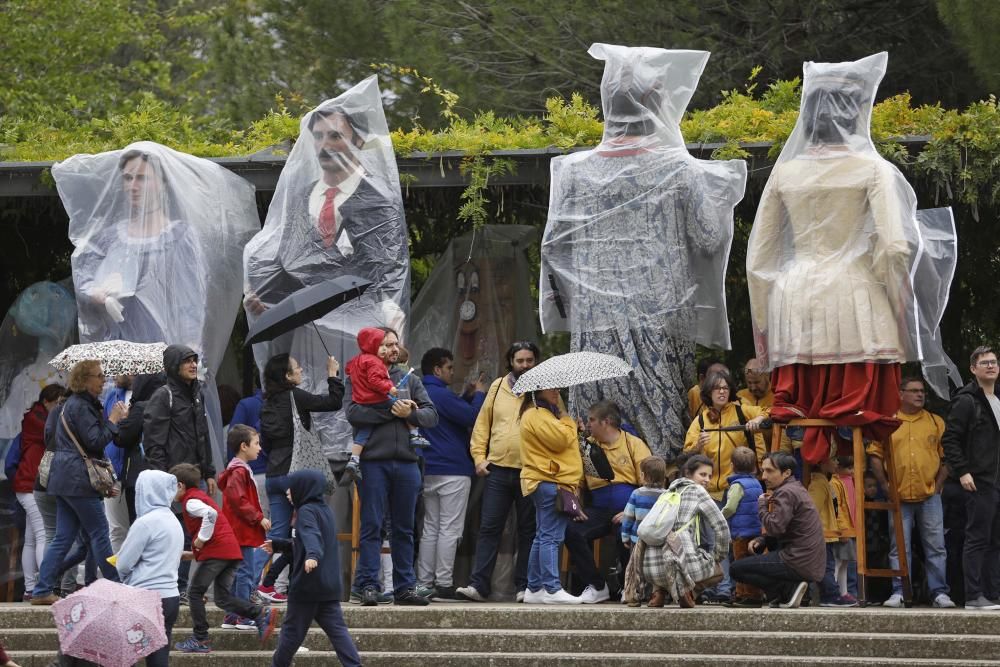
[451,259,517,389]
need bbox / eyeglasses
[713,386,730,392]
[89,373,107,380]
[977,360,999,367]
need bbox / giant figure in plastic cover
[243,76,410,459]
[53,141,259,469]
[410,225,536,391]
[0,280,75,441]
[746,52,948,463]
[540,44,747,460]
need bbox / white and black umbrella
[50,341,167,376]
[511,351,633,395]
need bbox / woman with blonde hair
[30,360,127,605]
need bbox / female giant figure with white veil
[746,52,929,464]
[540,44,747,460]
[53,141,259,469]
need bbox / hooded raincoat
[142,345,214,480]
[539,44,747,460]
[344,327,392,405]
[244,76,409,461]
[115,469,184,598]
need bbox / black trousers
[730,551,805,603]
[271,599,361,667]
[563,506,625,589]
[188,559,262,640]
[963,481,1000,600]
[145,595,179,667]
[468,464,535,595]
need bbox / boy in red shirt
[218,425,271,630]
[169,463,278,653]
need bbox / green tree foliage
[936,0,1000,96]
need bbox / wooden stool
[335,485,361,580]
[770,419,912,605]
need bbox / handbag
[555,486,586,520]
[288,393,337,494]
[37,450,55,488]
[579,437,615,481]
[60,410,117,498]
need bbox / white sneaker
[455,585,487,602]
[542,588,583,605]
[522,589,546,604]
[515,590,525,603]
[883,593,904,608]
[933,593,957,608]
[780,581,809,609]
[579,584,610,604]
[296,646,310,654]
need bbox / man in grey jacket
[345,327,438,606]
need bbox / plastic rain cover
[409,225,537,391]
[747,52,924,370]
[539,44,747,459]
[913,207,961,397]
[0,281,75,440]
[54,141,259,471]
[243,76,410,459]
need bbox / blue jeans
[34,496,118,596]
[265,474,293,585]
[354,459,422,594]
[700,499,733,598]
[235,546,267,601]
[527,482,569,594]
[891,493,949,596]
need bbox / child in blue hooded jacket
[264,470,361,666]
[115,469,184,667]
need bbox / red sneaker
[256,585,287,603]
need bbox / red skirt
[770,362,901,465]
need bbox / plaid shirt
[642,478,731,601]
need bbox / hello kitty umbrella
[51,579,167,667]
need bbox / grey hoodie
[116,469,184,598]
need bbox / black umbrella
[244,275,372,354]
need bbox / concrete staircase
[3,602,999,665]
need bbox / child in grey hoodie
[116,469,184,667]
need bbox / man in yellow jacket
[457,341,543,603]
[867,376,956,608]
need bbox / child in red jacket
[218,425,271,630]
[169,463,278,653]
[342,327,427,483]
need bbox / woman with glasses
[30,360,127,605]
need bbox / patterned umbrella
[49,340,167,376]
[51,579,167,667]
[511,351,633,394]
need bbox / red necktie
[318,186,339,248]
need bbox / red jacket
[218,457,266,547]
[14,402,48,493]
[345,327,394,404]
[181,487,243,561]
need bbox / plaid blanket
[641,478,730,601]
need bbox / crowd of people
[5,334,1000,664]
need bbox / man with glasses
[868,377,955,608]
[457,341,542,602]
[942,346,1000,609]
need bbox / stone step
[2,626,997,659]
[7,651,1000,667]
[3,603,998,635]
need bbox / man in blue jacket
[103,374,133,551]
[415,347,486,601]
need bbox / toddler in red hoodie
[342,327,427,483]
[218,425,271,630]
[169,463,278,653]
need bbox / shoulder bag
[288,392,337,494]
[60,410,118,497]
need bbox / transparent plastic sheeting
[913,207,962,398]
[747,52,924,370]
[54,141,259,473]
[410,225,537,391]
[0,281,75,440]
[243,76,410,459]
[541,44,746,347]
[539,44,747,459]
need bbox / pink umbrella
[51,579,167,667]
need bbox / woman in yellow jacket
[683,370,768,501]
[519,387,584,605]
